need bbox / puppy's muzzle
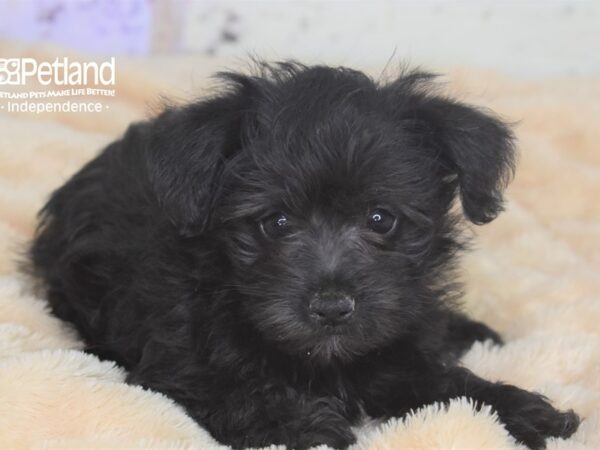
[309,291,355,325]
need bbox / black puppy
[29,62,579,449]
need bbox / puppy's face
[148,63,515,362]
[221,120,449,362]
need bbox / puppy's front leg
[128,365,355,449]
[442,312,504,358]
[206,392,357,450]
[365,366,579,450]
[447,368,580,449]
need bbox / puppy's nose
[309,292,355,324]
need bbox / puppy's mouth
[303,332,362,363]
[319,323,349,333]
[303,319,360,362]
[311,320,354,337]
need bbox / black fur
[29,62,579,449]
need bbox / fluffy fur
[29,62,579,449]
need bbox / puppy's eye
[367,208,396,234]
[260,212,291,239]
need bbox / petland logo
[0,57,116,114]
[0,57,115,86]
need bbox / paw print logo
[0,59,21,85]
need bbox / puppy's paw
[236,397,356,449]
[217,421,355,450]
[293,402,356,449]
[496,387,580,449]
[293,426,356,450]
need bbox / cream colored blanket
[0,42,598,449]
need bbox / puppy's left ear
[406,91,516,225]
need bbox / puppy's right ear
[144,86,251,237]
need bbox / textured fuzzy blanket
[0,42,598,449]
